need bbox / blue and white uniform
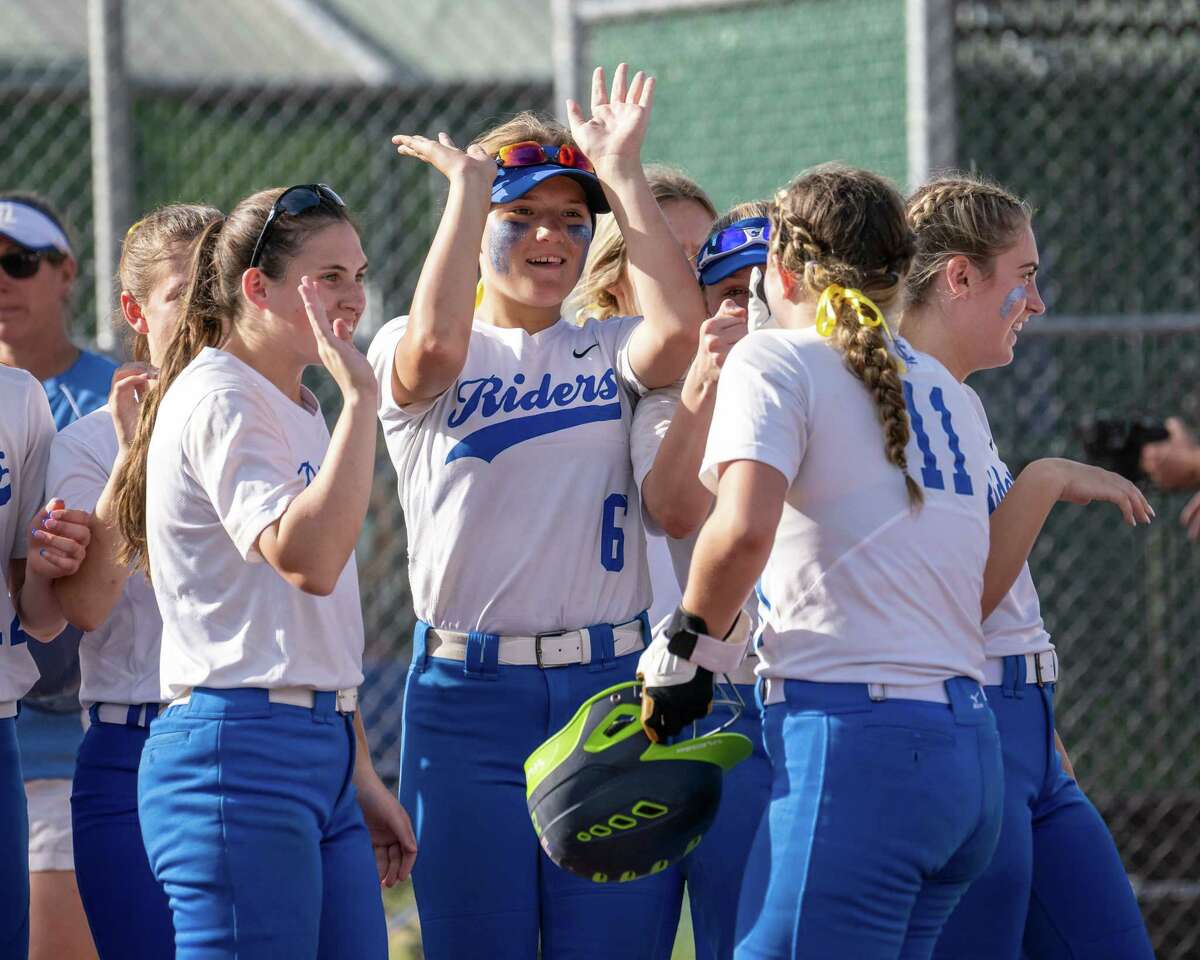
[931,386,1153,960]
[371,313,682,960]
[138,348,385,959]
[630,384,770,960]
[0,367,56,959]
[20,348,117,875]
[702,330,1004,959]
[46,408,172,959]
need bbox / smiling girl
[373,64,704,959]
[111,186,415,959]
[901,173,1155,960]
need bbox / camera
[1076,415,1168,482]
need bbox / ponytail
[113,217,226,570]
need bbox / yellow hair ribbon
[814,284,905,371]
[124,217,145,241]
[475,278,485,309]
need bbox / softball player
[581,198,771,959]
[0,362,94,959]
[110,185,414,960]
[900,174,1155,959]
[0,192,116,960]
[376,64,705,958]
[636,164,1152,959]
[46,204,220,959]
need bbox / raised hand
[28,498,91,578]
[1051,459,1155,526]
[109,362,156,453]
[391,131,495,188]
[298,276,377,401]
[565,63,655,176]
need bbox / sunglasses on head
[248,183,346,269]
[0,248,62,280]
[495,141,595,175]
[695,218,770,276]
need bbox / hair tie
[475,278,485,309]
[814,283,906,371]
[124,218,145,240]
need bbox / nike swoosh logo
[572,343,600,359]
[446,403,622,463]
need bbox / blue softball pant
[932,655,1153,960]
[71,707,174,960]
[683,682,772,960]
[399,621,683,960]
[735,677,1004,960]
[0,715,29,959]
[137,688,387,960]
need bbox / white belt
[425,620,645,668]
[91,703,162,728]
[169,686,359,714]
[981,650,1059,687]
[761,677,954,707]
[0,701,16,720]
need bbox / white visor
[0,201,71,255]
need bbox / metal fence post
[906,0,957,190]
[87,0,133,352]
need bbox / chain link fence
[572,0,1200,955]
[0,0,555,784]
[3,0,1199,955]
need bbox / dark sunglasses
[248,183,346,269]
[0,249,58,280]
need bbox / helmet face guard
[524,681,753,883]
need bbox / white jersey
[146,348,364,699]
[963,384,1053,658]
[629,385,766,647]
[701,330,992,686]
[0,367,54,702]
[369,315,650,634]
[46,409,163,706]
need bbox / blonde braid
[906,173,1032,307]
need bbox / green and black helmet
[524,680,752,884]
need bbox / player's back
[707,329,992,686]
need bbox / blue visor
[697,217,769,286]
[699,246,768,286]
[491,164,610,214]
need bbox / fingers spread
[438,131,458,148]
[564,98,587,129]
[639,75,656,108]
[627,70,645,104]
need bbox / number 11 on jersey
[903,383,975,496]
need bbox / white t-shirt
[963,384,1054,658]
[146,348,365,699]
[0,367,54,702]
[701,330,992,686]
[46,408,163,706]
[369,315,651,634]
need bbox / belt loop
[867,682,887,702]
[145,703,159,725]
[1001,654,1021,699]
[587,624,616,673]
[125,705,140,728]
[638,611,651,645]
[465,631,500,680]
[87,704,99,725]
[412,622,431,672]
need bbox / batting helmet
[524,680,752,884]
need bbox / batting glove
[638,607,750,742]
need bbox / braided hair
[770,163,920,505]
[905,173,1032,308]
